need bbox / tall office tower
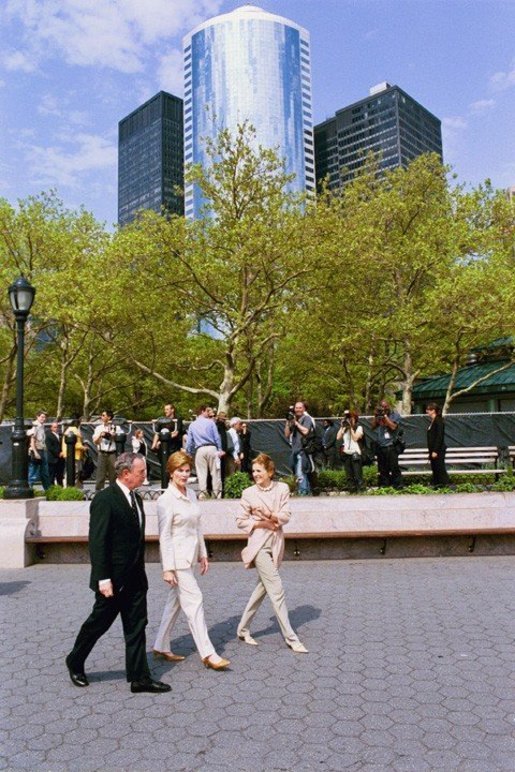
[183,4,314,219]
[118,91,184,226]
[315,82,442,191]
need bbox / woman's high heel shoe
[238,632,258,646]
[286,640,308,654]
[202,656,230,670]
[152,649,185,662]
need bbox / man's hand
[99,580,114,598]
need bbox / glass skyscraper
[183,5,314,218]
[315,83,442,191]
[118,91,184,226]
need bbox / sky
[1,0,514,227]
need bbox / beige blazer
[236,481,291,569]
[158,485,207,571]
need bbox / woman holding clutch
[236,453,308,653]
[153,451,230,671]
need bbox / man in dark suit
[46,421,64,486]
[65,452,170,694]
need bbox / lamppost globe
[4,275,36,500]
[8,275,36,316]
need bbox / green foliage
[401,484,436,495]
[367,486,402,496]
[45,485,86,501]
[0,486,4,499]
[362,465,378,487]
[223,472,253,499]
[489,476,515,492]
[317,470,347,491]
[453,482,484,494]
[0,133,513,419]
[282,475,297,494]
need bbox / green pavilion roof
[412,360,515,399]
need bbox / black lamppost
[4,276,36,500]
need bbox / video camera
[286,405,295,421]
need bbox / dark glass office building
[315,82,442,191]
[118,91,184,226]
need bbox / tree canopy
[0,129,513,421]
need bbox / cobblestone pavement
[1,557,514,771]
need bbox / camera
[341,410,351,427]
[286,406,295,421]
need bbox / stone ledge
[34,491,515,538]
[2,492,514,566]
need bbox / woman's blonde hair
[252,452,276,478]
[167,450,193,476]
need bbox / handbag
[301,424,321,455]
[358,425,376,466]
[393,429,406,455]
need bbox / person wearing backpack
[337,410,365,492]
[284,401,315,495]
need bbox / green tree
[110,123,317,414]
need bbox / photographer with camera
[372,399,403,489]
[336,410,364,492]
[284,401,315,496]
[151,403,184,455]
[93,409,118,491]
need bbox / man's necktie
[129,491,140,527]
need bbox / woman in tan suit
[236,453,308,653]
[153,451,230,671]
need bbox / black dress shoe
[65,656,89,687]
[130,678,171,694]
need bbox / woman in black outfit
[426,402,450,487]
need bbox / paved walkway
[1,557,514,771]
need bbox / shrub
[317,470,347,492]
[490,476,515,492]
[402,484,435,495]
[223,471,253,499]
[367,486,401,496]
[0,486,4,499]
[282,475,297,494]
[453,482,484,494]
[45,485,86,501]
[362,465,378,487]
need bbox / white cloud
[469,98,495,114]
[156,48,184,96]
[20,133,117,189]
[490,59,515,91]
[1,49,37,73]
[442,116,467,131]
[38,94,90,126]
[3,0,224,74]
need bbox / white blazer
[157,485,207,571]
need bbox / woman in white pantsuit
[153,451,230,671]
[236,453,308,653]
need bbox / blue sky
[1,0,514,227]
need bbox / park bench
[399,445,507,479]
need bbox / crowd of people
[26,397,453,496]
